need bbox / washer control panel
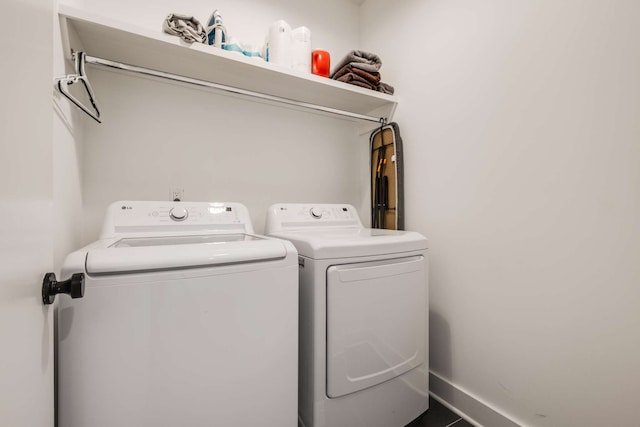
[100,201,255,237]
[266,203,362,232]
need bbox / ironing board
[370,122,404,230]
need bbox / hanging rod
[66,52,387,124]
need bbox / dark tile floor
[406,396,475,427]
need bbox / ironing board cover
[370,122,404,230]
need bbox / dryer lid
[268,227,427,259]
[265,203,427,259]
[85,234,288,274]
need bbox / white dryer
[57,201,298,427]
[265,203,429,427]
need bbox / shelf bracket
[55,51,102,123]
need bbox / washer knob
[169,207,188,221]
[310,207,322,219]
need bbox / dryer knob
[169,207,188,221]
[310,208,322,219]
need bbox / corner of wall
[429,372,525,427]
[53,0,85,272]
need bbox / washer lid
[268,228,427,259]
[85,234,288,274]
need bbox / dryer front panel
[326,255,426,398]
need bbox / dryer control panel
[265,203,362,233]
[100,201,255,238]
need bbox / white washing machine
[56,201,298,427]
[265,203,429,427]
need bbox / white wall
[0,0,54,425]
[361,1,640,426]
[58,0,369,241]
[80,69,366,238]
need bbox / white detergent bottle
[268,20,292,68]
[291,26,311,72]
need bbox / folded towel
[331,50,395,95]
[330,50,382,77]
[332,65,381,85]
[336,72,378,91]
[163,13,206,43]
[377,82,395,95]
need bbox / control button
[169,207,188,221]
[310,208,322,219]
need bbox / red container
[312,50,330,77]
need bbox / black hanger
[56,51,101,123]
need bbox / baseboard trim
[429,371,523,427]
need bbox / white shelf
[58,5,397,124]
